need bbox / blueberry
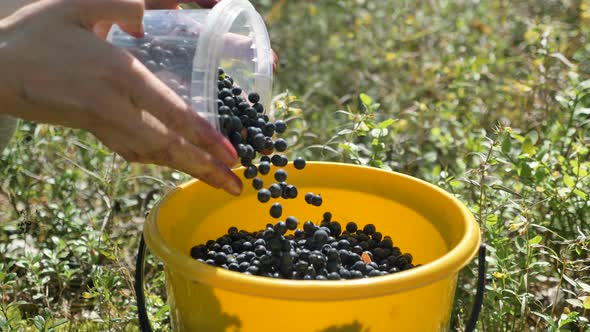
[323,212,332,222]
[218,67,225,75]
[350,270,364,279]
[254,245,267,256]
[223,96,236,108]
[274,120,287,134]
[257,189,271,203]
[294,157,306,170]
[285,185,298,199]
[253,103,264,113]
[244,165,257,179]
[274,139,287,152]
[223,79,233,89]
[271,154,283,167]
[286,216,298,230]
[238,101,249,111]
[190,246,204,259]
[269,184,282,198]
[274,221,287,235]
[388,267,400,274]
[279,155,289,166]
[241,158,252,167]
[295,261,309,273]
[270,203,282,219]
[303,275,313,280]
[368,269,382,277]
[258,161,271,175]
[345,221,358,233]
[274,169,287,182]
[313,229,329,246]
[245,107,257,118]
[294,229,305,239]
[305,192,314,204]
[221,245,233,254]
[218,105,231,115]
[328,221,342,237]
[339,268,351,279]
[248,92,260,103]
[219,88,232,99]
[253,134,266,150]
[232,87,242,96]
[236,144,248,158]
[228,263,240,271]
[260,155,271,163]
[363,224,376,235]
[214,252,227,265]
[336,239,350,251]
[303,221,316,235]
[326,248,339,261]
[252,178,263,190]
[372,232,383,242]
[254,238,266,247]
[311,195,323,206]
[379,237,393,249]
[352,261,367,274]
[263,123,275,137]
[246,265,259,275]
[269,237,282,252]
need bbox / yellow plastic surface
[144,162,480,332]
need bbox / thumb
[66,0,145,38]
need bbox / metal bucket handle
[135,235,486,332]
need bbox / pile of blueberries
[187,68,417,280]
[190,215,416,280]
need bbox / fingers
[121,57,238,167]
[67,0,145,38]
[160,136,242,195]
[144,0,180,10]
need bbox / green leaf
[33,316,45,331]
[528,235,542,245]
[563,174,575,189]
[378,118,395,129]
[573,189,587,200]
[485,214,498,226]
[48,319,68,329]
[360,93,372,106]
[501,136,512,153]
[82,292,96,299]
[578,282,590,293]
[565,298,583,308]
[522,137,536,155]
[584,296,590,309]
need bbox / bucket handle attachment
[135,236,486,332]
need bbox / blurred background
[0,0,589,330]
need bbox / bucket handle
[135,235,486,332]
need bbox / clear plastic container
[107,0,273,130]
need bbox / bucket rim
[144,162,481,301]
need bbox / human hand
[0,0,242,195]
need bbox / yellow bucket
[137,162,484,332]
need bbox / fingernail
[225,178,242,196]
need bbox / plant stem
[551,258,567,318]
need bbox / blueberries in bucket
[190,216,417,280]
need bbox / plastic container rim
[144,162,481,301]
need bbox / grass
[1,0,589,331]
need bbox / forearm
[0,0,38,18]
